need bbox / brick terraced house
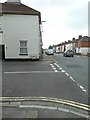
[54,35,90,56]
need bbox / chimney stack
[78,35,82,39]
[72,38,75,41]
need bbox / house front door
[0,45,5,60]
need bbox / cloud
[64,1,88,30]
[23,0,88,48]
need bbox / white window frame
[19,40,28,55]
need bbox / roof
[0,2,41,24]
[80,36,90,42]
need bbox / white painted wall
[2,14,41,59]
[80,47,90,54]
[0,16,3,44]
[62,45,64,52]
[56,46,60,53]
[66,43,73,51]
[0,33,2,44]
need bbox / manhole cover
[65,64,82,68]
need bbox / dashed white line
[72,79,75,82]
[80,86,84,89]
[61,70,65,73]
[65,73,69,76]
[69,77,75,82]
[56,65,60,68]
[52,63,87,94]
[70,77,73,80]
[50,64,54,67]
[53,63,87,93]
[77,84,87,93]
[50,63,59,72]
[54,70,58,72]
[54,63,76,83]
[54,63,57,65]
[54,63,60,68]
[52,67,57,70]
[82,89,87,92]
[59,68,62,70]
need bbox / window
[20,41,28,55]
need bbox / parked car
[45,49,54,55]
[63,50,74,57]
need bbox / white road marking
[72,79,75,82]
[56,65,60,68]
[52,67,57,70]
[54,63,61,68]
[53,63,87,93]
[70,77,75,82]
[80,86,84,89]
[54,70,58,72]
[70,77,73,79]
[52,66,55,68]
[61,70,65,72]
[19,104,57,110]
[50,63,59,72]
[65,73,69,76]
[79,86,87,92]
[50,64,54,67]
[77,84,87,92]
[51,64,87,93]
[4,71,62,74]
[82,89,87,92]
[59,68,62,70]
[54,63,57,65]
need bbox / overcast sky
[1,0,89,48]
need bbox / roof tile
[0,2,41,24]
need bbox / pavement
[1,97,90,119]
[2,107,88,119]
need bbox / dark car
[63,50,74,57]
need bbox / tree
[48,45,53,49]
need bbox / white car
[45,49,54,55]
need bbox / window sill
[19,54,28,56]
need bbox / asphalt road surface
[51,53,89,94]
[2,54,88,105]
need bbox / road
[51,53,88,94]
[2,54,88,105]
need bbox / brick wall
[80,41,90,47]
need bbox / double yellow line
[0,96,90,112]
